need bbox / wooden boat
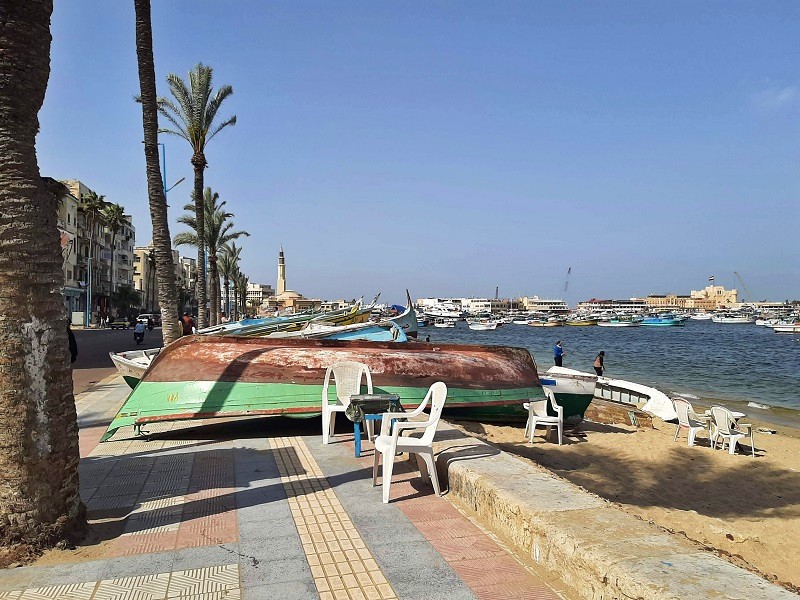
[109,348,161,389]
[231,304,372,336]
[386,291,418,338]
[528,320,559,327]
[711,313,755,324]
[564,319,597,326]
[101,336,544,441]
[597,318,641,327]
[538,366,597,419]
[268,321,407,342]
[640,315,683,326]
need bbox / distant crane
[734,271,753,303]
[562,267,572,298]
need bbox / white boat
[773,322,800,334]
[468,320,498,331]
[110,348,161,387]
[596,318,640,327]
[433,318,455,328]
[689,313,713,320]
[423,300,464,320]
[712,313,755,324]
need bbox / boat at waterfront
[109,348,161,389]
[564,319,598,326]
[597,316,641,327]
[433,318,456,328]
[640,314,683,326]
[773,322,800,334]
[528,319,560,327]
[689,312,713,320]
[468,319,498,331]
[712,313,755,324]
[538,366,597,419]
[101,336,544,441]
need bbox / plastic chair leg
[557,423,563,446]
[322,411,330,445]
[415,454,429,482]
[673,425,681,442]
[372,450,380,487]
[420,451,441,496]
[382,451,395,504]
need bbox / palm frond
[207,116,237,143]
[174,232,198,247]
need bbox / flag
[708,275,715,282]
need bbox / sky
[38,1,800,305]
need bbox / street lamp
[143,141,185,198]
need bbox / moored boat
[433,318,455,328]
[538,366,596,419]
[711,313,755,324]
[110,348,161,388]
[564,319,598,326]
[101,336,544,441]
[468,319,498,331]
[640,315,683,326]
[773,322,800,334]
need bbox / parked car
[136,313,161,326]
[109,318,130,329]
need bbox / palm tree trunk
[191,159,207,329]
[0,0,85,551]
[134,0,181,344]
[209,254,220,326]
[224,279,230,321]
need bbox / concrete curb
[432,422,797,600]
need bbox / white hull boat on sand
[110,348,161,388]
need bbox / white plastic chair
[372,381,447,504]
[710,406,755,457]
[672,398,710,447]
[321,361,373,445]
[523,387,563,445]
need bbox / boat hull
[102,336,543,441]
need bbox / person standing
[593,351,605,376]
[180,312,196,336]
[553,341,565,367]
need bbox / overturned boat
[101,335,543,441]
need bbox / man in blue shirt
[554,340,565,367]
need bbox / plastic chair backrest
[328,361,373,406]
[710,406,735,435]
[418,382,448,445]
[543,387,561,413]
[673,398,693,426]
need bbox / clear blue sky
[39,1,800,304]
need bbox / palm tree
[236,272,249,318]
[0,0,84,552]
[218,242,241,321]
[146,250,156,311]
[156,63,236,329]
[134,0,182,344]
[174,188,248,326]
[79,190,106,317]
[102,203,125,292]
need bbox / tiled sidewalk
[0,378,569,600]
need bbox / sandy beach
[454,414,800,592]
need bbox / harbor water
[424,319,800,425]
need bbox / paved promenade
[0,376,569,600]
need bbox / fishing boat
[267,321,408,342]
[538,366,597,419]
[433,318,455,328]
[101,336,544,441]
[596,317,641,327]
[528,319,560,327]
[689,312,713,320]
[110,348,161,389]
[564,318,598,326]
[386,291,418,338]
[640,315,683,326]
[468,320,498,331]
[773,322,800,334]
[711,313,755,324]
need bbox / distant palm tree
[156,63,236,329]
[110,285,142,319]
[174,188,248,326]
[134,0,182,344]
[219,242,242,320]
[102,203,126,291]
[236,272,249,318]
[0,0,84,551]
[79,190,106,311]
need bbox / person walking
[553,341,565,367]
[593,351,605,376]
[180,312,196,336]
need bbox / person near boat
[554,341,565,366]
[593,351,605,376]
[180,312,196,336]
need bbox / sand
[455,415,800,592]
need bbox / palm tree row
[174,187,249,326]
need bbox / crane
[562,267,571,298]
[734,271,753,303]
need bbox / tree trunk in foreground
[134,0,181,344]
[0,0,84,554]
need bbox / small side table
[348,394,403,457]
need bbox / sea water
[424,320,800,424]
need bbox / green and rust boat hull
[102,336,543,441]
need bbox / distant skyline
[38,2,799,304]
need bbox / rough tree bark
[134,0,181,344]
[0,0,84,555]
[191,155,207,329]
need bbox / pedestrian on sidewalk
[180,312,196,336]
[67,323,78,363]
[554,340,565,366]
[593,351,605,376]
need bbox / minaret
[277,245,286,295]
